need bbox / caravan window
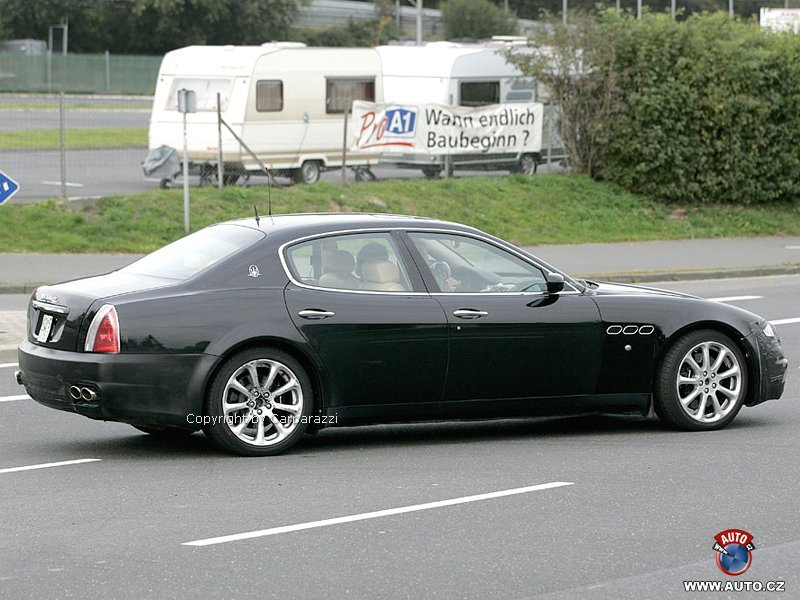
[326,78,375,114]
[256,80,283,112]
[166,78,232,112]
[460,81,500,107]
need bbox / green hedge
[602,12,800,204]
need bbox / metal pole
[563,0,568,24]
[671,0,676,18]
[616,0,620,10]
[105,50,111,91]
[396,0,401,28]
[59,92,67,202]
[341,109,349,186]
[217,93,223,189]
[60,21,68,202]
[47,27,53,93]
[728,0,733,16]
[182,109,190,234]
[416,0,423,46]
[637,0,642,19]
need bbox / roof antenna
[253,204,260,227]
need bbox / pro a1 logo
[385,107,417,136]
[713,529,756,576]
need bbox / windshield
[121,224,264,281]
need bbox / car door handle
[298,309,336,320]
[453,309,488,319]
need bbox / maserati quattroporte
[16,214,787,455]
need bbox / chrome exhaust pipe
[14,370,23,386]
[80,387,98,402]
[69,385,82,400]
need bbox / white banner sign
[350,101,544,156]
[760,8,800,33]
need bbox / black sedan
[16,214,788,456]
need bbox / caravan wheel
[294,161,322,184]
[514,154,538,176]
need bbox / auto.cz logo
[713,529,755,576]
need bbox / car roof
[222,212,476,238]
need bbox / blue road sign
[0,171,20,205]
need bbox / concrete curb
[580,264,800,284]
[1,263,798,295]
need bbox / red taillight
[84,304,120,353]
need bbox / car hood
[589,280,699,299]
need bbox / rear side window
[285,232,411,292]
[256,80,283,112]
[121,225,264,281]
[326,78,375,114]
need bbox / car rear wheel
[203,348,312,456]
[654,329,747,431]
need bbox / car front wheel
[203,348,312,456]
[654,329,747,431]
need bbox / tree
[507,12,624,176]
[0,0,302,55]
[441,0,516,40]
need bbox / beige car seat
[360,260,406,292]
[318,250,359,289]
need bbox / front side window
[256,80,283,112]
[460,81,500,107]
[326,78,375,114]
[286,232,411,292]
[166,78,232,112]
[408,232,546,293]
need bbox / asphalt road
[0,108,149,131]
[2,146,540,204]
[1,274,797,599]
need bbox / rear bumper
[17,340,218,430]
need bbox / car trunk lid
[28,272,176,352]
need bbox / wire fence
[0,92,567,205]
[0,53,161,95]
[0,94,151,204]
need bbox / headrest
[361,260,400,283]
[322,250,355,274]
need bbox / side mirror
[545,272,565,294]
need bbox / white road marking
[707,295,763,302]
[0,362,19,369]
[0,394,30,403]
[0,458,101,474]
[771,317,800,326]
[183,481,574,547]
[40,180,84,188]
[785,245,800,250]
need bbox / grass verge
[1,174,799,253]
[0,127,147,149]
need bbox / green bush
[514,11,800,204]
[603,11,800,204]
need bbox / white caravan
[376,42,541,177]
[148,43,384,184]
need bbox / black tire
[203,348,313,456]
[654,329,747,431]
[514,154,538,176]
[294,160,322,184]
[132,425,195,438]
